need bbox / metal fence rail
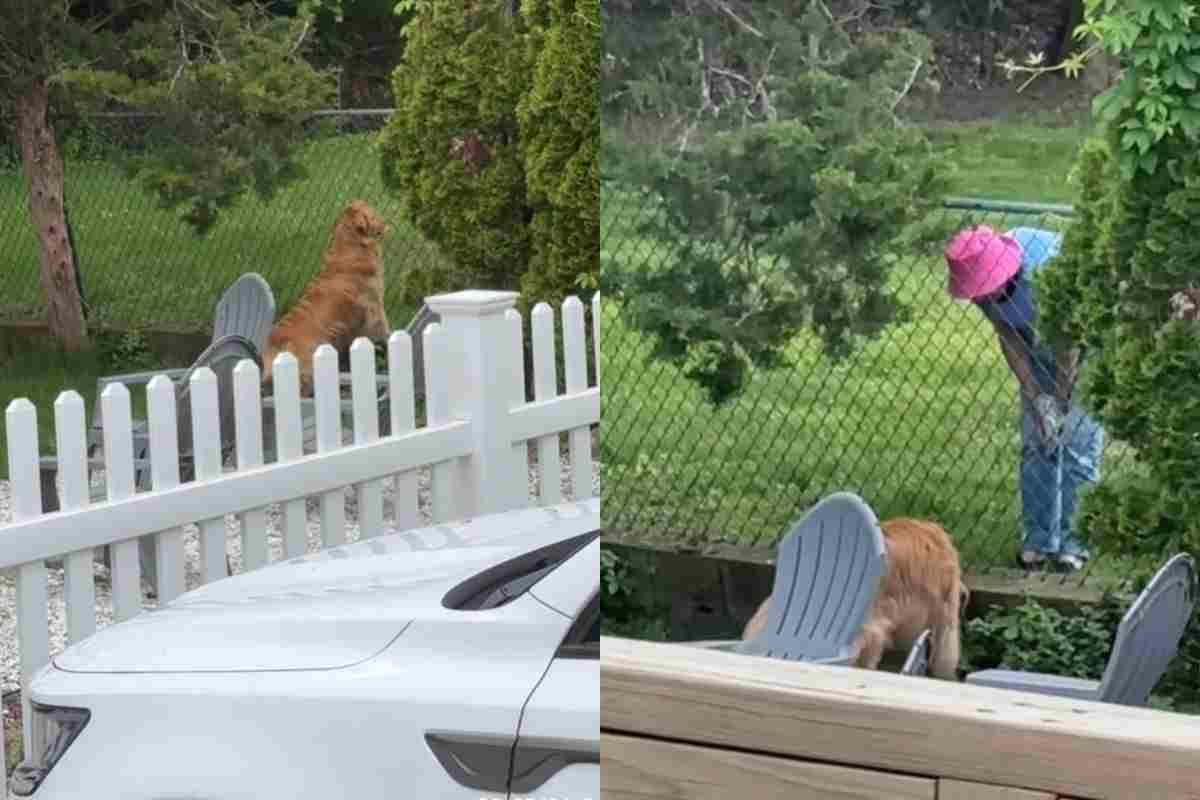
[0,109,445,332]
[601,187,1141,584]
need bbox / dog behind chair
[743,516,967,680]
[262,200,391,394]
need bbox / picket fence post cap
[425,290,519,316]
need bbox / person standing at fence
[943,224,1104,573]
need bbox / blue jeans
[1019,398,1105,557]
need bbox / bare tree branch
[169,21,189,95]
[290,17,311,56]
[890,55,921,111]
[705,0,764,39]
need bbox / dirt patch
[843,0,1097,124]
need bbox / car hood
[54,502,598,674]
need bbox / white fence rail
[0,289,600,792]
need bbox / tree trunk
[1051,0,1084,66]
[16,80,89,350]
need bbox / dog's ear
[354,213,372,238]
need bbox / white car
[12,499,600,800]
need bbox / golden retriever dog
[262,200,390,394]
[743,517,967,680]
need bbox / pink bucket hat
[944,225,1022,300]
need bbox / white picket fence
[0,289,600,789]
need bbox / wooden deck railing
[601,636,1200,800]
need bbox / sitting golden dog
[262,200,391,395]
[743,517,967,680]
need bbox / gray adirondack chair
[39,335,261,592]
[966,553,1197,706]
[900,629,932,677]
[690,492,887,665]
[90,274,275,433]
[39,274,275,512]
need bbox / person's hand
[1034,394,1063,455]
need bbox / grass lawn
[0,132,441,331]
[925,114,1091,204]
[601,115,1143,579]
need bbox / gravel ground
[0,455,601,697]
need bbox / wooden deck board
[602,636,1200,800]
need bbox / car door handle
[425,732,514,793]
[425,732,599,794]
[510,735,600,794]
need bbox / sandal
[1016,550,1050,571]
[1054,553,1088,573]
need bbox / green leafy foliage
[517,0,600,304]
[963,596,1125,680]
[601,547,670,641]
[95,327,155,374]
[379,0,597,310]
[1079,0,1200,178]
[1037,0,1200,565]
[602,2,951,403]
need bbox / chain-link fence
[0,109,447,332]
[601,188,1145,586]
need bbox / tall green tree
[379,0,598,309]
[380,0,532,304]
[518,0,600,300]
[0,0,335,349]
[1037,0,1200,562]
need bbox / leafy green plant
[95,328,156,374]
[601,546,670,641]
[962,596,1125,679]
[379,0,598,311]
[1036,0,1200,564]
[517,0,600,309]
